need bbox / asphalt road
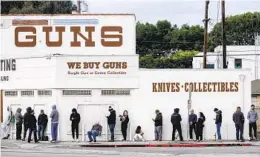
[2,146,260,157]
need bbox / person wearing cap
[152,109,163,141]
[171,108,183,141]
[106,106,116,142]
[214,108,222,141]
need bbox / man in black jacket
[70,108,81,142]
[233,107,245,142]
[214,108,222,140]
[22,107,31,141]
[38,110,48,141]
[28,110,38,143]
[171,108,183,141]
[152,110,163,141]
[106,106,116,142]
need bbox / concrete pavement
[2,140,260,157]
[1,139,260,149]
[2,145,260,157]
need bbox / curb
[80,143,252,148]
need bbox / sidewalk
[2,140,260,149]
[80,140,256,148]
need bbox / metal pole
[203,0,210,69]
[187,84,192,139]
[222,0,227,69]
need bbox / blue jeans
[216,123,222,140]
[235,124,244,140]
[88,130,99,141]
[109,124,115,140]
[51,123,58,141]
[38,125,45,140]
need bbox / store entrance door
[77,104,113,141]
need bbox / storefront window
[206,64,215,69]
[235,59,242,69]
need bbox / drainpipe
[239,74,246,111]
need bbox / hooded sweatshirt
[70,109,81,126]
[24,107,32,127]
[15,108,23,125]
[50,105,59,123]
[171,108,182,125]
[28,111,37,129]
[247,110,258,123]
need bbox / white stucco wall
[2,68,252,141]
[131,69,252,141]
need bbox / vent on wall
[4,91,18,97]
[38,90,52,96]
[101,90,131,96]
[62,90,92,96]
[21,90,34,96]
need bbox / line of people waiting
[2,104,258,143]
[2,105,59,143]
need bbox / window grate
[21,90,34,96]
[101,90,130,96]
[38,90,52,96]
[4,91,18,96]
[62,90,92,96]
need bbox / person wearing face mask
[70,108,81,142]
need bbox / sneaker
[76,139,79,142]
[142,139,145,142]
[89,140,93,143]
